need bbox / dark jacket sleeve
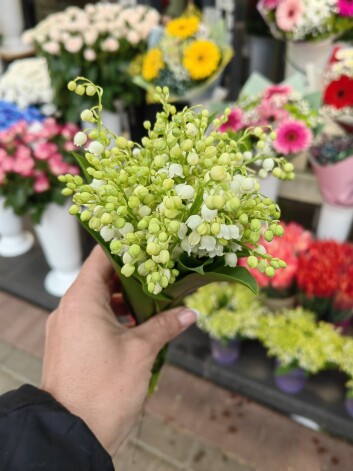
[0,385,114,471]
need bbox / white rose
[101,37,119,52]
[65,36,83,53]
[127,30,141,45]
[42,41,60,55]
[84,48,96,61]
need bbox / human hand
[41,245,197,456]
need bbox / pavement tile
[0,340,13,363]
[113,442,160,471]
[1,347,42,385]
[136,414,194,464]
[0,370,23,395]
[190,442,255,471]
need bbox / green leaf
[72,152,93,183]
[177,253,206,275]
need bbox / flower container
[274,364,307,395]
[0,0,32,53]
[259,174,281,202]
[211,338,241,365]
[263,295,296,313]
[285,39,333,92]
[34,201,82,297]
[345,398,353,418]
[101,108,122,136]
[0,196,34,257]
[317,202,353,243]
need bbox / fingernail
[177,309,199,328]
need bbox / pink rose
[34,142,58,160]
[13,157,35,176]
[34,173,50,193]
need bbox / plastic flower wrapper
[257,307,344,375]
[322,47,353,132]
[0,100,44,132]
[185,282,264,344]
[61,77,291,390]
[0,58,56,116]
[310,134,353,207]
[297,240,353,322]
[23,3,160,121]
[132,12,233,102]
[217,73,322,174]
[257,0,353,42]
[241,222,312,299]
[0,119,80,223]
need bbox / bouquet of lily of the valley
[23,3,160,121]
[0,118,80,223]
[219,75,321,174]
[322,47,353,130]
[62,78,291,388]
[132,12,233,102]
[257,0,353,42]
[241,222,312,299]
[0,58,56,117]
[185,282,263,344]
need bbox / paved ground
[1,290,353,470]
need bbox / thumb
[133,307,198,356]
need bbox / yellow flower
[166,16,200,40]
[183,40,221,80]
[142,48,164,81]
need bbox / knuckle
[153,314,178,339]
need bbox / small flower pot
[0,196,34,257]
[263,295,296,313]
[210,338,241,365]
[317,202,353,243]
[274,364,307,394]
[344,398,353,418]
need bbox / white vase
[0,197,34,257]
[259,175,281,202]
[317,202,353,242]
[0,0,32,53]
[101,109,122,136]
[34,201,82,297]
[285,39,333,92]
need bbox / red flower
[323,75,353,109]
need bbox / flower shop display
[257,0,353,90]
[219,74,321,200]
[132,13,233,103]
[185,282,263,364]
[311,134,353,241]
[61,77,292,389]
[23,3,161,122]
[241,222,312,311]
[0,119,82,295]
[322,47,353,132]
[258,307,344,394]
[0,100,44,132]
[0,58,55,116]
[297,240,353,325]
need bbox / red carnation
[323,75,353,109]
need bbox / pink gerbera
[276,0,303,32]
[263,84,292,100]
[257,101,290,124]
[338,0,353,16]
[219,107,244,133]
[273,119,313,155]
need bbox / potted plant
[23,4,161,124]
[257,0,353,91]
[241,222,312,311]
[311,134,353,242]
[0,118,82,295]
[186,282,263,365]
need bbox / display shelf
[168,326,353,443]
[279,171,321,206]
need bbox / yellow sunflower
[166,16,200,40]
[183,40,221,80]
[142,48,164,81]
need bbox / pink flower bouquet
[258,0,353,42]
[240,222,312,299]
[0,118,80,223]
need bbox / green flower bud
[86,85,96,96]
[250,219,261,231]
[129,244,141,258]
[197,222,209,235]
[62,188,73,196]
[168,221,180,233]
[80,210,92,222]
[148,282,155,293]
[144,259,156,271]
[80,109,93,122]
[250,231,260,244]
[181,139,193,152]
[149,222,160,234]
[159,249,170,264]
[270,260,279,269]
[75,85,85,95]
[101,213,113,225]
[239,214,248,225]
[128,196,140,209]
[205,146,217,158]
[162,178,174,190]
[158,232,168,242]
[115,136,128,149]
[151,272,161,283]
[284,163,294,173]
[265,266,275,277]
[89,217,101,231]
[110,240,122,254]
[147,242,159,256]
[67,81,76,91]
[264,230,274,242]
[278,260,287,268]
[121,264,135,277]
[69,205,79,215]
[272,167,282,178]
[247,256,258,268]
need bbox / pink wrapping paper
[311,156,353,207]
